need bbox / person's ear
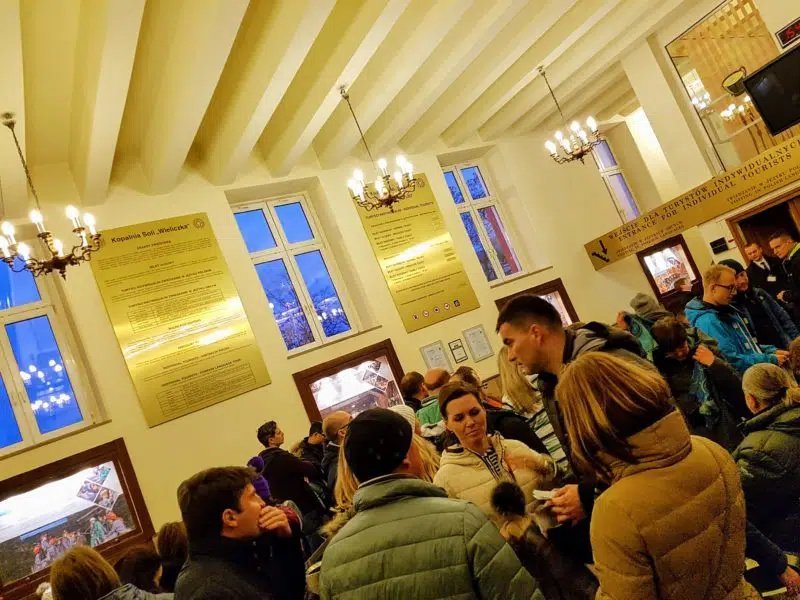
[221,508,238,530]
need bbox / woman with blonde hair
[735,363,800,550]
[556,352,752,600]
[50,546,172,600]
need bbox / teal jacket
[320,475,543,600]
[416,395,441,426]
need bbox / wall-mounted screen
[745,44,800,135]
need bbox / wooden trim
[292,339,404,422]
[494,277,579,323]
[726,187,800,256]
[635,234,700,301]
[0,439,154,600]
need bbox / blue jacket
[685,298,778,373]
[734,287,798,349]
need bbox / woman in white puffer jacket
[433,381,556,519]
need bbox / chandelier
[0,112,101,279]
[340,87,419,211]
[538,67,602,164]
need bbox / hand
[545,485,587,526]
[506,453,551,476]
[615,311,628,330]
[258,506,292,538]
[776,350,790,366]
[778,291,786,302]
[693,344,715,367]
[780,566,800,597]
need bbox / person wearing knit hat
[720,258,798,350]
[389,403,420,433]
[320,407,543,599]
[629,292,673,322]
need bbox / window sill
[488,265,554,290]
[287,325,383,359]
[0,417,111,462]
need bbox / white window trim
[592,139,641,224]
[234,193,360,355]
[443,160,527,286]
[0,268,100,458]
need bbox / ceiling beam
[260,0,409,177]
[442,0,622,148]
[0,0,27,218]
[313,0,472,169]
[484,0,691,139]
[118,0,248,194]
[399,0,578,154]
[69,0,145,205]
[364,0,527,156]
[195,0,335,185]
[594,88,638,121]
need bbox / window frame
[0,265,99,458]
[592,139,641,224]
[635,234,700,302]
[495,277,579,325]
[442,160,527,285]
[233,193,360,354]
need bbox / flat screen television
[0,439,154,600]
[744,44,800,135]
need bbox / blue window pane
[295,250,351,338]
[234,210,277,253]
[608,173,639,221]
[460,212,497,282]
[460,166,488,200]
[443,171,465,204]
[594,140,617,170]
[0,259,40,310]
[255,259,315,350]
[477,206,521,276]
[0,373,22,449]
[274,202,314,244]
[7,316,82,435]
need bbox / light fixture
[538,67,602,164]
[0,112,101,278]
[340,87,419,211]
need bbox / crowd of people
[31,234,800,599]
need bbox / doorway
[727,190,800,259]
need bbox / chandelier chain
[537,67,568,129]
[1,114,40,208]
[340,87,376,166]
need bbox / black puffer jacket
[733,403,800,549]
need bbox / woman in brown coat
[556,352,756,600]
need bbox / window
[495,278,579,326]
[636,235,699,300]
[593,140,640,223]
[0,261,97,457]
[442,161,524,284]
[234,195,356,352]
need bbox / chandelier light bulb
[393,171,403,187]
[586,116,598,132]
[378,158,388,175]
[0,236,9,258]
[53,239,64,257]
[1,222,15,245]
[83,213,97,236]
[375,177,385,196]
[544,140,557,155]
[396,155,407,167]
[353,169,364,184]
[554,130,564,140]
[17,242,30,261]
[403,161,413,177]
[570,121,580,133]
[65,205,80,220]
[29,209,43,224]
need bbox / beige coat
[433,434,555,519]
[591,410,752,600]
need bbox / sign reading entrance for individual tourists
[355,174,480,332]
[585,136,800,269]
[91,213,270,426]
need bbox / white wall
[605,121,663,212]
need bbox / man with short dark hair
[296,421,326,470]
[320,408,543,599]
[745,241,787,300]
[770,230,800,322]
[399,371,430,412]
[175,466,305,600]
[416,368,451,426]
[321,411,351,492]
[496,295,645,560]
[685,264,787,373]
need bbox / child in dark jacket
[491,481,598,600]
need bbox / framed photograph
[463,325,495,362]
[420,341,453,372]
[0,439,154,600]
[448,339,469,364]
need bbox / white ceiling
[0,0,700,213]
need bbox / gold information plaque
[91,213,270,426]
[585,136,800,269]
[355,174,480,332]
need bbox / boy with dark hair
[175,466,304,600]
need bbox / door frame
[726,188,800,258]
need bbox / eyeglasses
[714,283,736,294]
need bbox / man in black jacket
[296,421,325,470]
[745,241,788,301]
[175,466,305,600]
[769,231,800,321]
[497,295,646,562]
